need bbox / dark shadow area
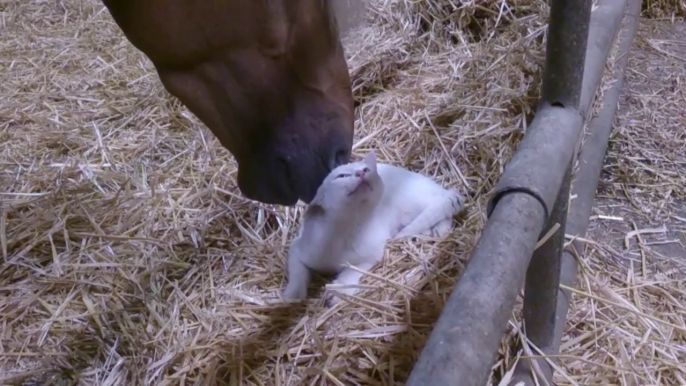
[211,302,310,384]
[353,211,470,384]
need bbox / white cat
[282,150,466,306]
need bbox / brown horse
[101,0,357,206]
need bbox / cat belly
[302,250,373,274]
[300,252,341,275]
[300,238,383,275]
[299,243,351,274]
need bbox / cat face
[310,150,384,209]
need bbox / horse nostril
[277,156,294,185]
[331,148,350,169]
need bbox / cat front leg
[283,251,312,301]
[325,261,376,307]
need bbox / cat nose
[355,170,366,178]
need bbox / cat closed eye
[336,173,350,179]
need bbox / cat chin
[347,180,373,197]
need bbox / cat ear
[363,150,377,168]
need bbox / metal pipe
[509,162,572,384]
[541,0,593,109]
[564,0,641,288]
[486,105,583,225]
[568,0,627,174]
[488,0,624,223]
[405,193,546,386]
[406,103,582,386]
[510,0,642,384]
[488,0,591,221]
[579,0,628,118]
[501,0,592,383]
[406,0,611,383]
[527,163,572,338]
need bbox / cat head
[308,150,384,212]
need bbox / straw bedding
[0,0,683,385]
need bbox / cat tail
[394,189,466,239]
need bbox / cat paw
[324,285,347,307]
[425,219,452,238]
[325,293,342,308]
[393,229,412,240]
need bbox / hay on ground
[0,0,684,385]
